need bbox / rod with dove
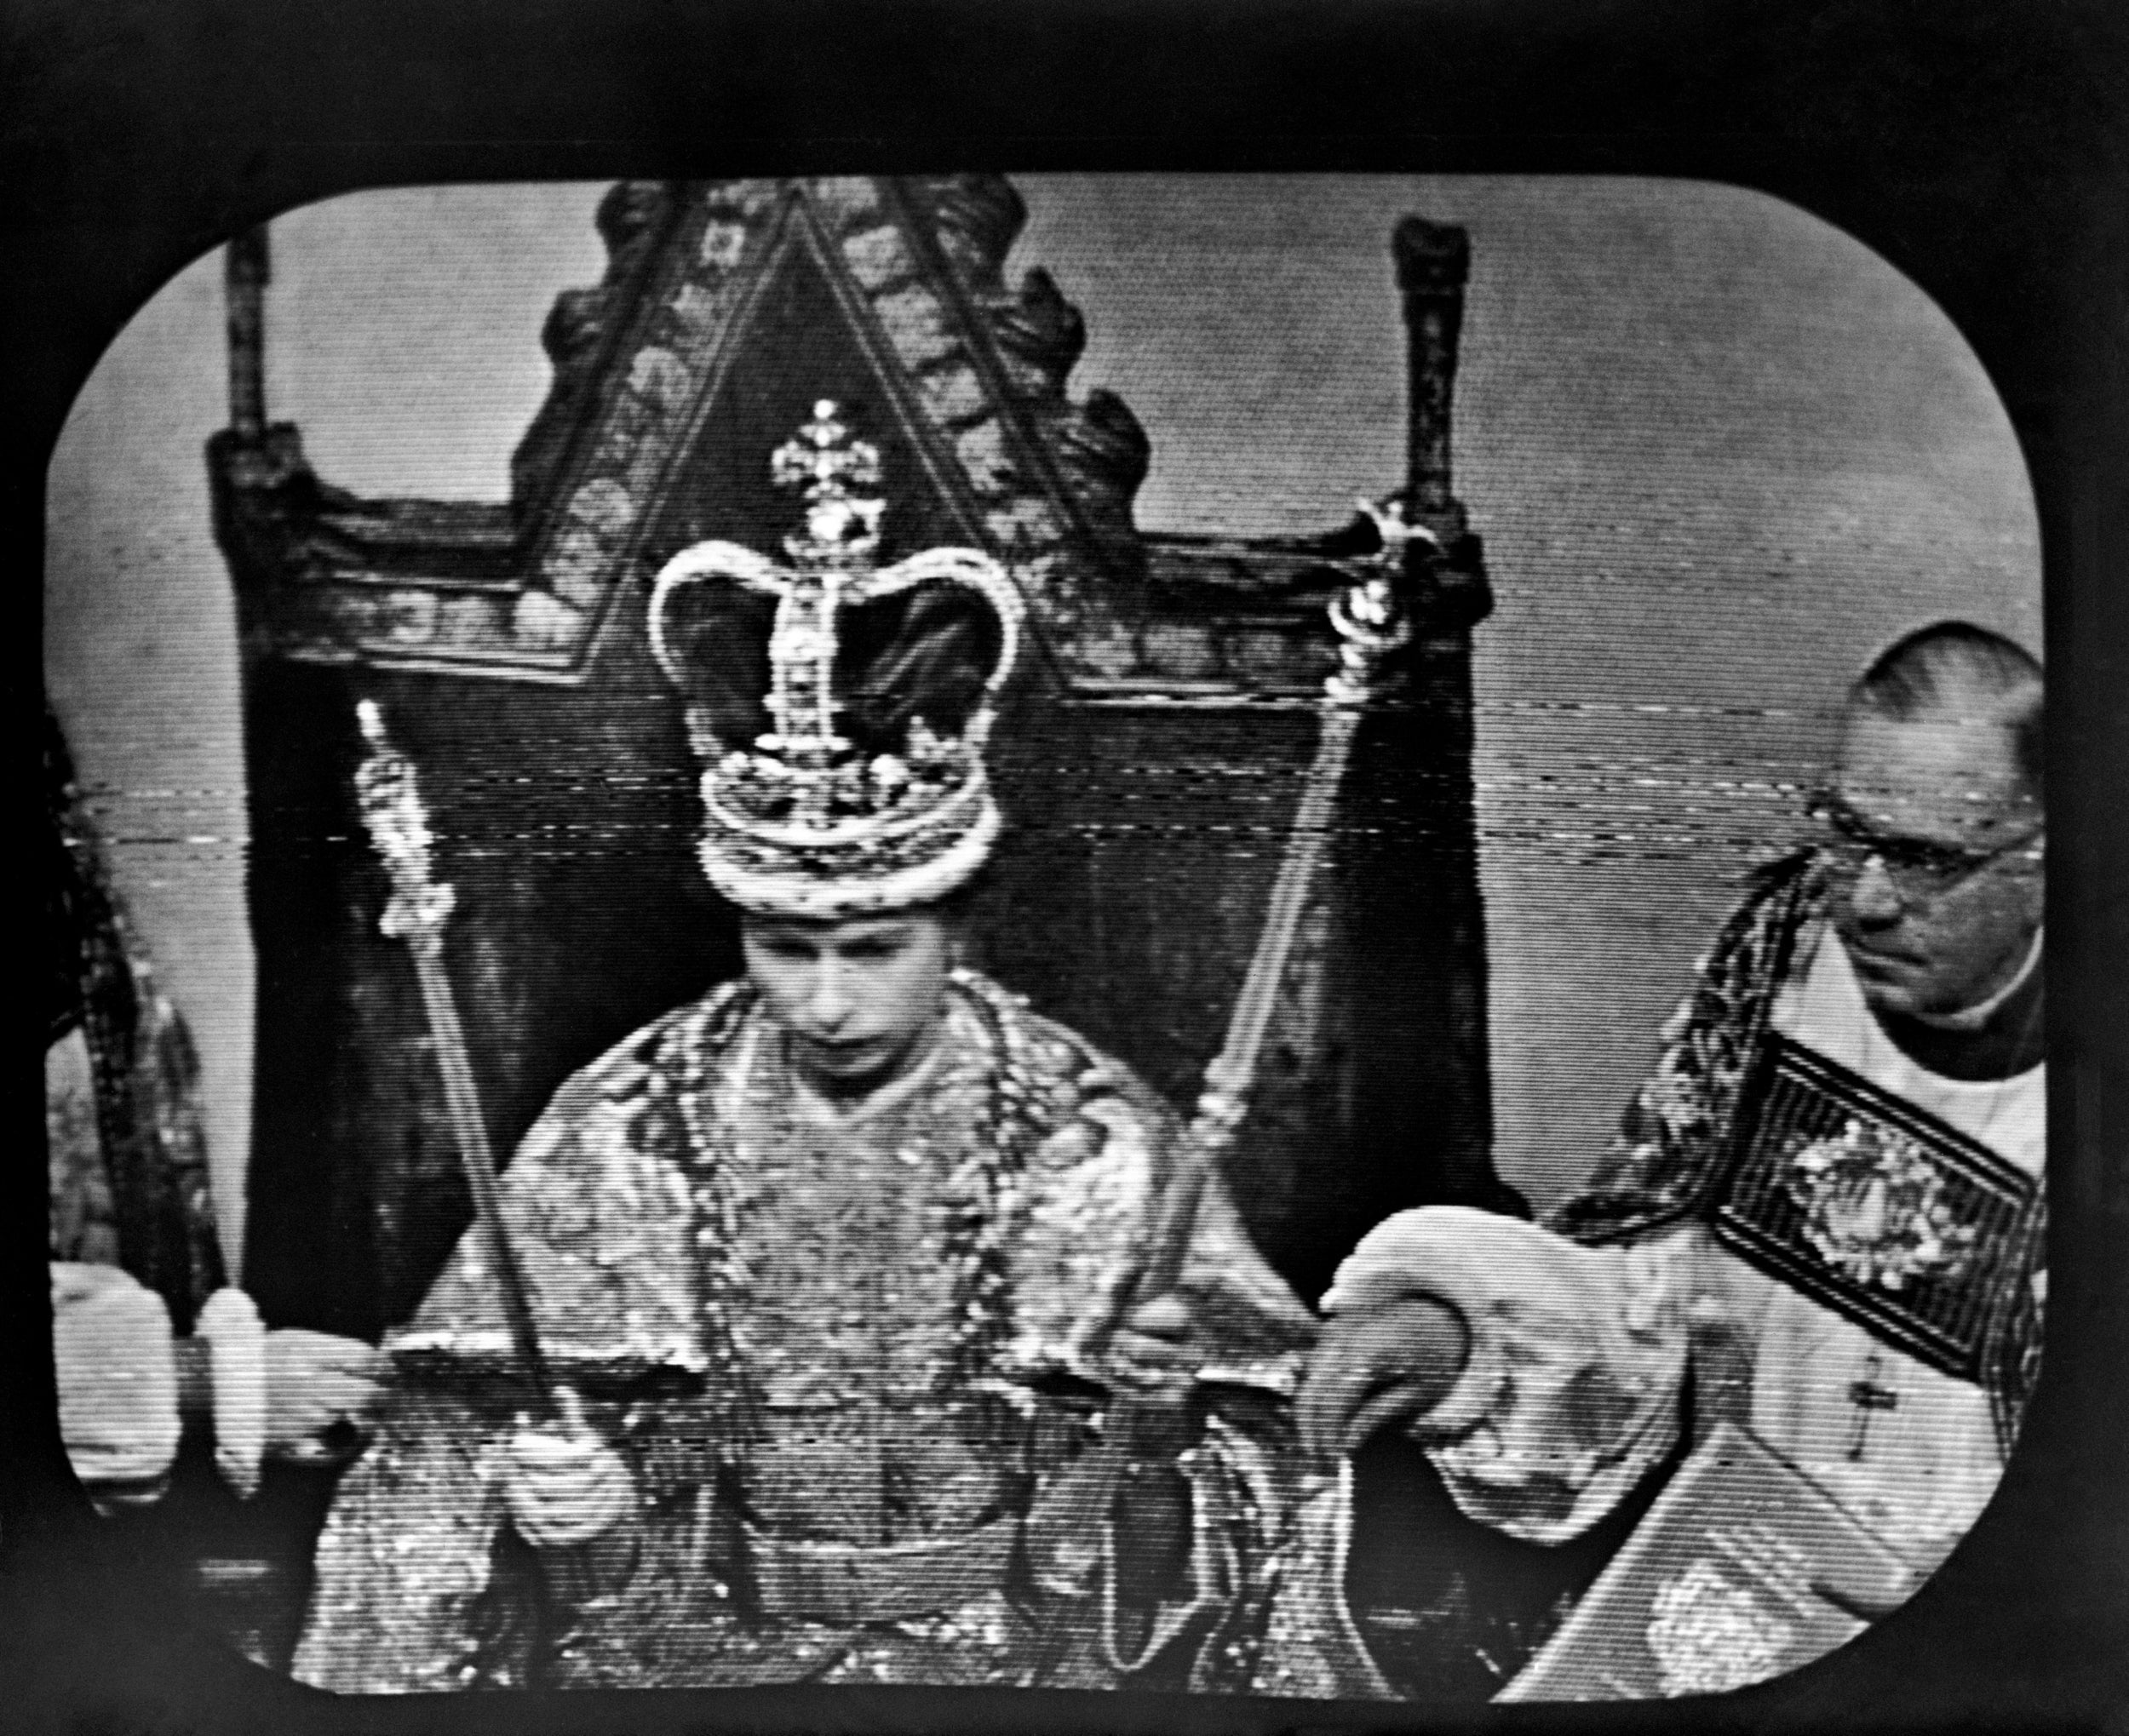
[1129,499,1426,1313]
[1096,497,1424,1656]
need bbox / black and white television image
[43,175,2046,1702]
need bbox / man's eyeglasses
[1806,790,2044,900]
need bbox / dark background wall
[42,175,2040,1272]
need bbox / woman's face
[741,910,956,1093]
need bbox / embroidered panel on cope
[1547,851,2045,1450]
[1713,1036,2039,1386]
[1547,853,1825,1249]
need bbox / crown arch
[209,176,1506,1367]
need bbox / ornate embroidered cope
[45,705,225,1331]
[1253,851,2048,1704]
[292,972,1315,1693]
[1549,850,2044,1457]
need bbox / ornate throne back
[209,175,1505,1344]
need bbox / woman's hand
[51,1263,181,1495]
[265,1331,385,1465]
[1104,1293,1202,1616]
[503,1389,636,1552]
[1105,1292,1199,1384]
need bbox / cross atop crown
[771,400,889,573]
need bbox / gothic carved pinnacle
[210,176,1482,690]
[511,180,682,513]
[1392,216,1471,293]
[898,175,1151,578]
[915,174,1028,289]
[988,268,1088,396]
[1051,387,1152,517]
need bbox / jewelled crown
[649,402,1024,920]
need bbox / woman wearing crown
[290,407,1318,1693]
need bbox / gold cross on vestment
[1845,1350,1900,1460]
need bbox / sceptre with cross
[352,701,558,1418]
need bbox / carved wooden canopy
[209,175,1505,1345]
[211,176,1489,700]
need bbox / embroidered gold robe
[292,971,1316,1692]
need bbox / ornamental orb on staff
[293,403,1328,1694]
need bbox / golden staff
[1092,501,1429,1659]
[1133,499,1428,1309]
[353,699,556,1412]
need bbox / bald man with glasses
[1256,622,2048,1703]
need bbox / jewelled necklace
[663,971,1052,1450]
[939,967,1052,1391]
[663,980,762,1456]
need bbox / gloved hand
[1100,1292,1206,1619]
[55,1264,391,1499]
[1105,1291,1200,1380]
[503,1389,636,1553]
[51,1263,180,1498]
[265,1330,385,1466]
[1025,1292,1204,1607]
[1298,1206,1685,1550]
